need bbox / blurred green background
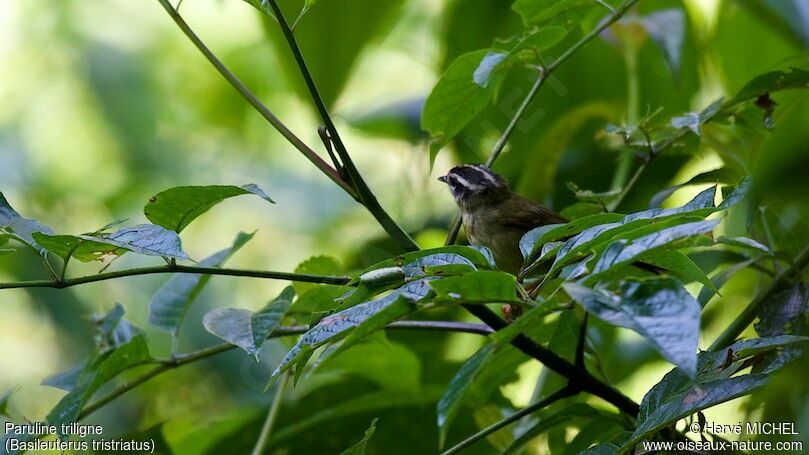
[1,0,808,453]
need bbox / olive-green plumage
[439,164,567,274]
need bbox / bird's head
[438,164,510,210]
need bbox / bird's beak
[437,175,448,184]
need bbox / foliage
[1,0,808,454]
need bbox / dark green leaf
[437,343,497,449]
[292,285,349,313]
[561,420,625,455]
[716,236,773,255]
[202,286,294,358]
[46,334,152,436]
[144,184,273,233]
[754,284,809,371]
[429,271,519,304]
[269,278,434,383]
[149,232,253,334]
[0,192,54,256]
[504,403,623,454]
[637,250,716,292]
[422,50,505,162]
[729,67,809,106]
[520,213,624,260]
[86,224,189,260]
[339,418,378,455]
[697,258,756,306]
[589,219,720,276]
[565,278,700,376]
[42,364,85,392]
[92,302,142,352]
[318,335,421,392]
[649,168,738,208]
[361,246,492,275]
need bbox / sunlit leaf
[84,224,189,260]
[144,184,273,233]
[565,278,700,377]
[0,192,54,256]
[203,286,294,358]
[429,271,519,304]
[149,232,253,334]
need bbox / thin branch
[264,0,418,252]
[441,385,577,455]
[0,265,352,291]
[74,321,492,421]
[576,313,589,369]
[251,372,289,455]
[445,0,641,245]
[709,243,809,351]
[154,0,356,198]
[463,304,640,416]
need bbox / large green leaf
[564,278,700,377]
[268,278,434,383]
[85,224,189,260]
[636,249,715,292]
[520,213,624,260]
[587,219,720,277]
[149,232,253,334]
[422,50,505,161]
[293,255,342,295]
[203,286,294,358]
[429,271,520,304]
[437,343,497,449]
[627,336,808,451]
[144,184,273,233]
[0,192,54,256]
[754,284,809,371]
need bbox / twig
[264,0,418,252]
[74,321,493,421]
[0,265,352,291]
[251,372,289,455]
[709,243,809,351]
[440,385,577,455]
[575,313,589,369]
[154,0,356,197]
[445,0,641,245]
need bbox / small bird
[438,164,567,275]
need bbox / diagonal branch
[264,0,419,252]
[445,0,641,245]
[154,0,356,197]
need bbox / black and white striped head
[438,164,510,209]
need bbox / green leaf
[503,403,623,454]
[0,192,54,256]
[670,98,724,136]
[429,271,519,304]
[520,213,624,260]
[339,418,378,455]
[637,250,716,292]
[32,232,126,263]
[649,168,738,208]
[697,258,756,306]
[561,420,625,455]
[85,224,189,260]
[641,9,684,74]
[149,232,253,334]
[716,236,773,255]
[144,184,273,233]
[754,284,809,371]
[293,255,342,295]
[437,343,497,449]
[512,0,594,25]
[627,336,808,450]
[268,278,434,383]
[422,50,505,162]
[564,278,700,377]
[203,286,294,358]
[318,335,421,392]
[729,67,809,106]
[46,334,152,436]
[588,219,720,277]
[292,285,349,313]
[92,302,142,352]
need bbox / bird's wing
[497,196,568,231]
